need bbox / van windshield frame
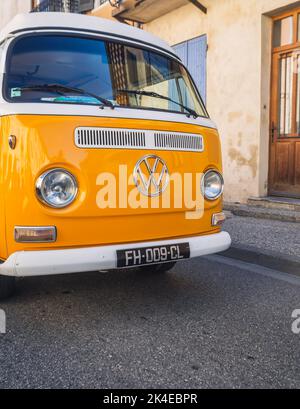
[3,33,209,118]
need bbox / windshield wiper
[117,89,199,118]
[19,84,115,109]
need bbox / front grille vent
[154,132,203,151]
[75,127,204,152]
[75,128,146,149]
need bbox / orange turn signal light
[212,212,226,226]
[14,226,57,243]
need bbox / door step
[224,198,300,223]
[247,196,300,212]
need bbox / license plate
[117,243,190,268]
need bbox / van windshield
[5,34,208,117]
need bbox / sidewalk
[221,212,300,276]
[224,203,300,223]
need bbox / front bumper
[0,232,231,277]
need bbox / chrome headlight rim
[201,169,224,201]
[36,168,78,209]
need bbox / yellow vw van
[0,13,231,298]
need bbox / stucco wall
[144,0,300,202]
[1,0,298,202]
[93,0,300,202]
[0,0,32,28]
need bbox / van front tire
[0,275,16,300]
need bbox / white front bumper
[0,232,231,277]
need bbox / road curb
[224,204,300,223]
[220,244,300,277]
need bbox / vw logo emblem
[133,155,170,197]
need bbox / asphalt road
[0,256,299,389]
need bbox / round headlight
[36,169,78,208]
[202,170,224,201]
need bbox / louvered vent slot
[75,128,146,149]
[154,132,203,152]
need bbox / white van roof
[0,12,176,58]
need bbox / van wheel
[0,275,16,300]
[139,262,177,273]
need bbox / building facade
[1,0,300,203]
[0,0,97,22]
[92,0,300,203]
[0,0,32,27]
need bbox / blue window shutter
[173,42,188,67]
[173,35,207,104]
[187,35,207,103]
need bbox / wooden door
[270,9,300,197]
